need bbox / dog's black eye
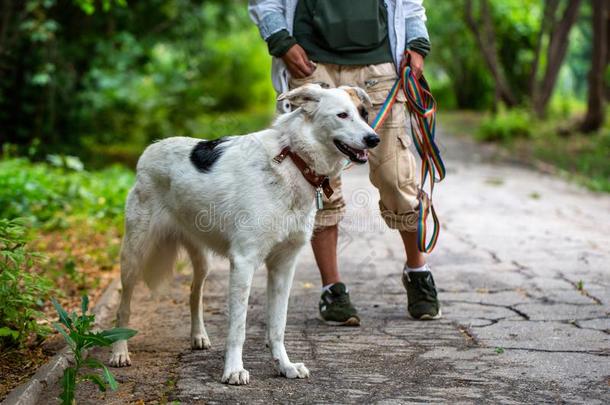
[359,106,369,123]
[337,112,349,119]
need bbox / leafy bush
[0,157,134,229]
[1,0,274,157]
[77,2,274,151]
[0,218,52,347]
[52,296,137,404]
[476,109,533,142]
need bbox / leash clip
[315,187,324,210]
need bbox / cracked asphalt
[39,125,609,404]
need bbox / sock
[322,283,348,294]
[322,283,335,294]
[404,263,429,274]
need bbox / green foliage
[426,0,594,111]
[52,296,137,404]
[546,93,586,119]
[0,218,52,347]
[73,0,127,15]
[476,109,533,142]
[0,157,134,229]
[1,0,274,157]
[426,2,494,110]
[532,125,610,193]
[492,0,542,103]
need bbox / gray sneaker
[319,283,360,326]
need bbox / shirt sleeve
[266,29,298,57]
[402,0,427,20]
[248,0,289,40]
[403,1,430,57]
[406,37,431,57]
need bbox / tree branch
[463,0,517,106]
[533,0,582,116]
[530,0,560,94]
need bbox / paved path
[40,127,609,404]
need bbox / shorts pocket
[396,133,417,187]
[366,78,407,105]
[368,134,416,199]
[364,64,406,105]
[288,66,332,90]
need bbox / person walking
[249,0,440,324]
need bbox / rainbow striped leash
[370,63,446,253]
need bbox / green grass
[440,110,610,193]
[531,128,610,192]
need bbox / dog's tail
[141,233,179,291]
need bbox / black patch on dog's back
[190,138,228,173]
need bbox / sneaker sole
[319,316,361,326]
[412,309,442,321]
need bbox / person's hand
[282,44,316,78]
[402,50,425,79]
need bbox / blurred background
[0,0,608,398]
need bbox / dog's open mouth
[333,140,368,164]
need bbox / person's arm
[402,0,431,78]
[248,0,315,78]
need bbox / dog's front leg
[265,244,310,379]
[222,255,257,385]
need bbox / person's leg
[288,64,358,325]
[311,224,339,286]
[310,178,359,326]
[400,230,426,268]
[361,63,440,320]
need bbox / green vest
[293,0,393,65]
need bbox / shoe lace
[411,276,437,300]
[326,291,350,306]
[334,292,350,305]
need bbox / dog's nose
[364,133,380,148]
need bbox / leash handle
[371,58,446,253]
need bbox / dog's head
[278,84,380,164]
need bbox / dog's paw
[279,362,310,379]
[221,369,250,385]
[191,334,211,350]
[109,351,131,367]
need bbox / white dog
[108,84,379,385]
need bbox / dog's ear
[277,84,323,114]
[339,86,373,109]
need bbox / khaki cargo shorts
[288,62,420,232]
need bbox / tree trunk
[532,0,582,117]
[581,0,608,133]
[464,0,518,107]
[530,0,560,95]
[605,7,610,101]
